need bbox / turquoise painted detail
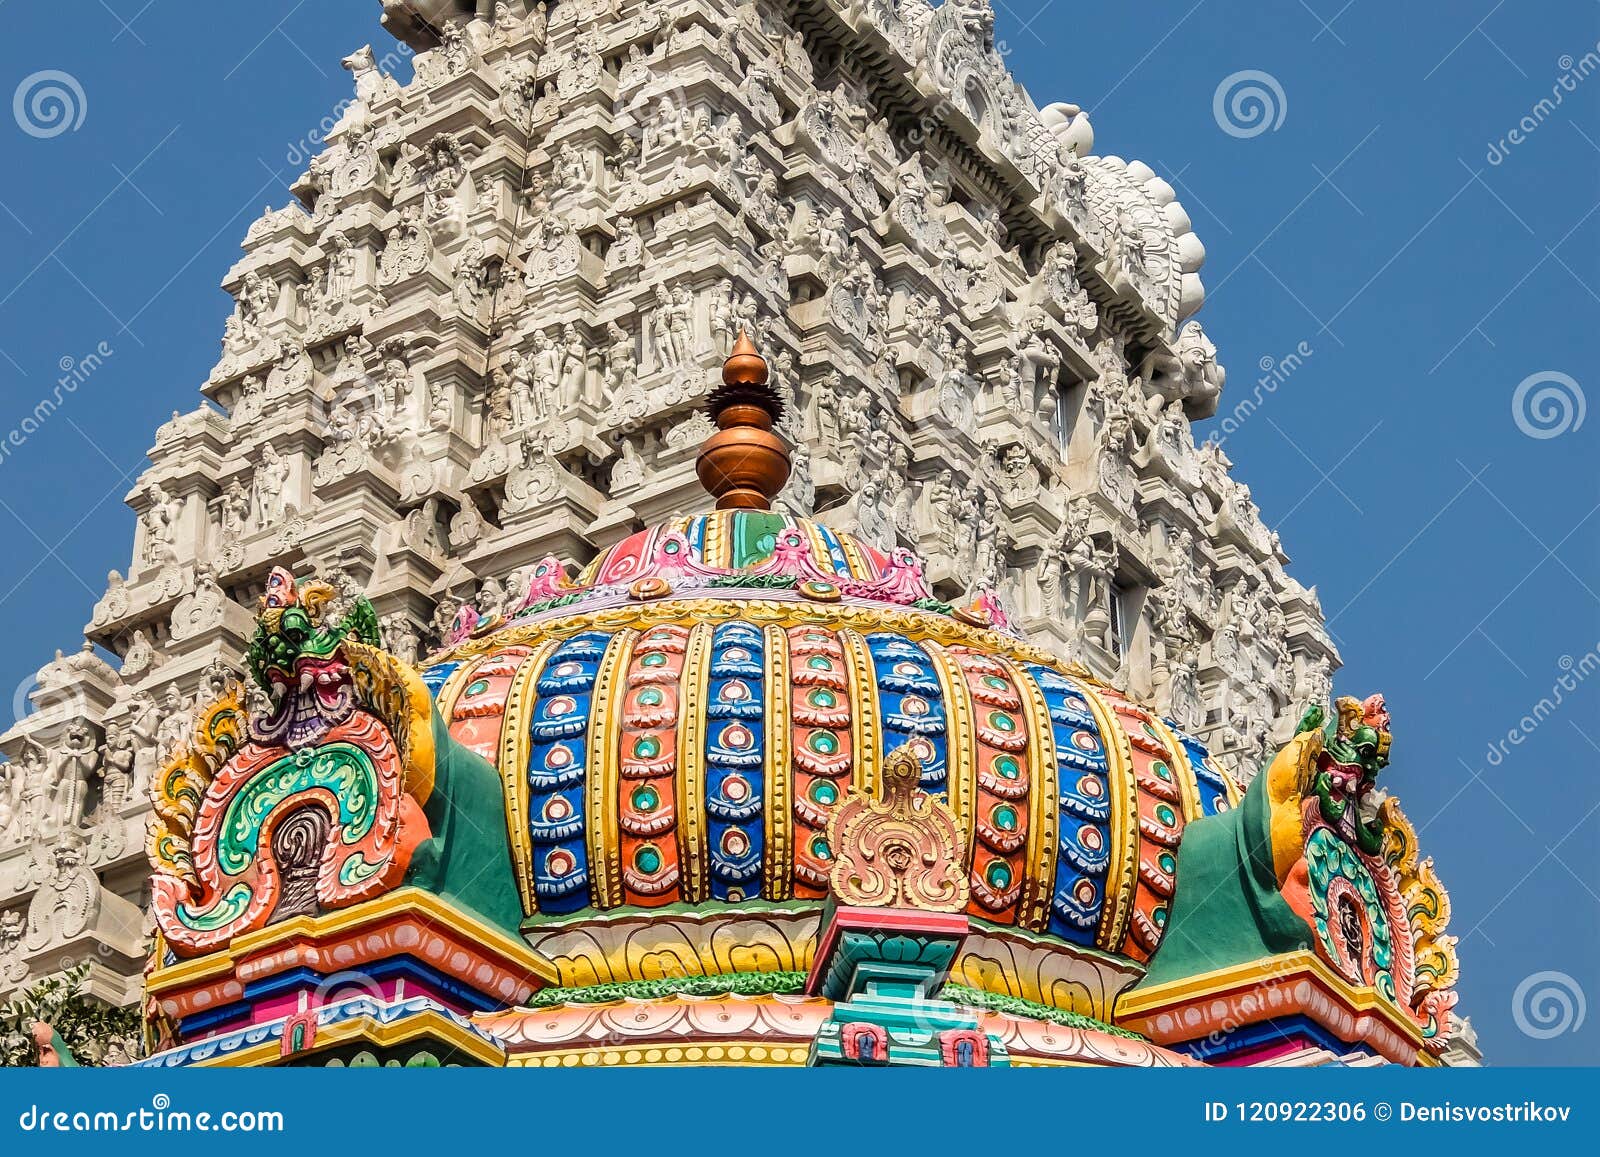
[217,743,378,876]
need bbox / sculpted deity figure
[1037,529,1067,616]
[530,327,563,408]
[644,95,686,160]
[648,284,681,369]
[1168,642,1203,731]
[270,341,312,396]
[710,279,736,353]
[605,317,638,379]
[1175,322,1224,409]
[382,614,423,666]
[669,283,696,360]
[1016,308,1063,418]
[50,724,100,833]
[141,484,181,567]
[502,349,542,429]
[230,374,266,428]
[476,576,509,622]
[553,140,589,196]
[486,365,513,437]
[96,723,136,816]
[320,230,357,305]
[253,443,291,528]
[379,344,415,422]
[125,691,162,797]
[11,743,48,839]
[154,685,194,763]
[214,477,250,546]
[237,271,278,332]
[887,445,915,537]
[999,444,1040,506]
[606,215,643,272]
[953,484,982,572]
[921,469,959,557]
[855,476,896,550]
[0,908,22,981]
[971,489,1007,593]
[0,756,19,843]
[935,335,975,427]
[558,323,588,408]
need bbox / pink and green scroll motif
[151,711,430,956]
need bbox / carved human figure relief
[141,484,181,568]
[252,443,292,528]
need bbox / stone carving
[252,443,292,528]
[0,909,25,984]
[23,833,99,951]
[154,684,195,763]
[141,484,181,569]
[48,725,100,834]
[378,205,432,285]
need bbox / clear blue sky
[1,2,1595,1064]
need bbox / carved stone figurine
[252,443,291,528]
[98,722,137,816]
[49,723,101,833]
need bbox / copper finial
[697,331,792,511]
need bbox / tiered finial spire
[696,332,792,511]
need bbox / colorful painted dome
[140,340,1459,1070]
[422,506,1240,1007]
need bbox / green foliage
[521,972,1146,1042]
[526,971,809,1007]
[941,984,1146,1040]
[519,591,588,617]
[706,574,800,590]
[0,965,143,1067]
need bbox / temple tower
[0,0,1338,1035]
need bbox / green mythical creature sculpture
[1131,691,1459,1059]
[150,566,525,955]
[246,567,383,751]
[1300,695,1391,857]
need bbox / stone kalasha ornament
[825,745,968,912]
[148,568,437,955]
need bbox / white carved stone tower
[0,0,1337,1027]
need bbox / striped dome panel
[421,618,1232,965]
